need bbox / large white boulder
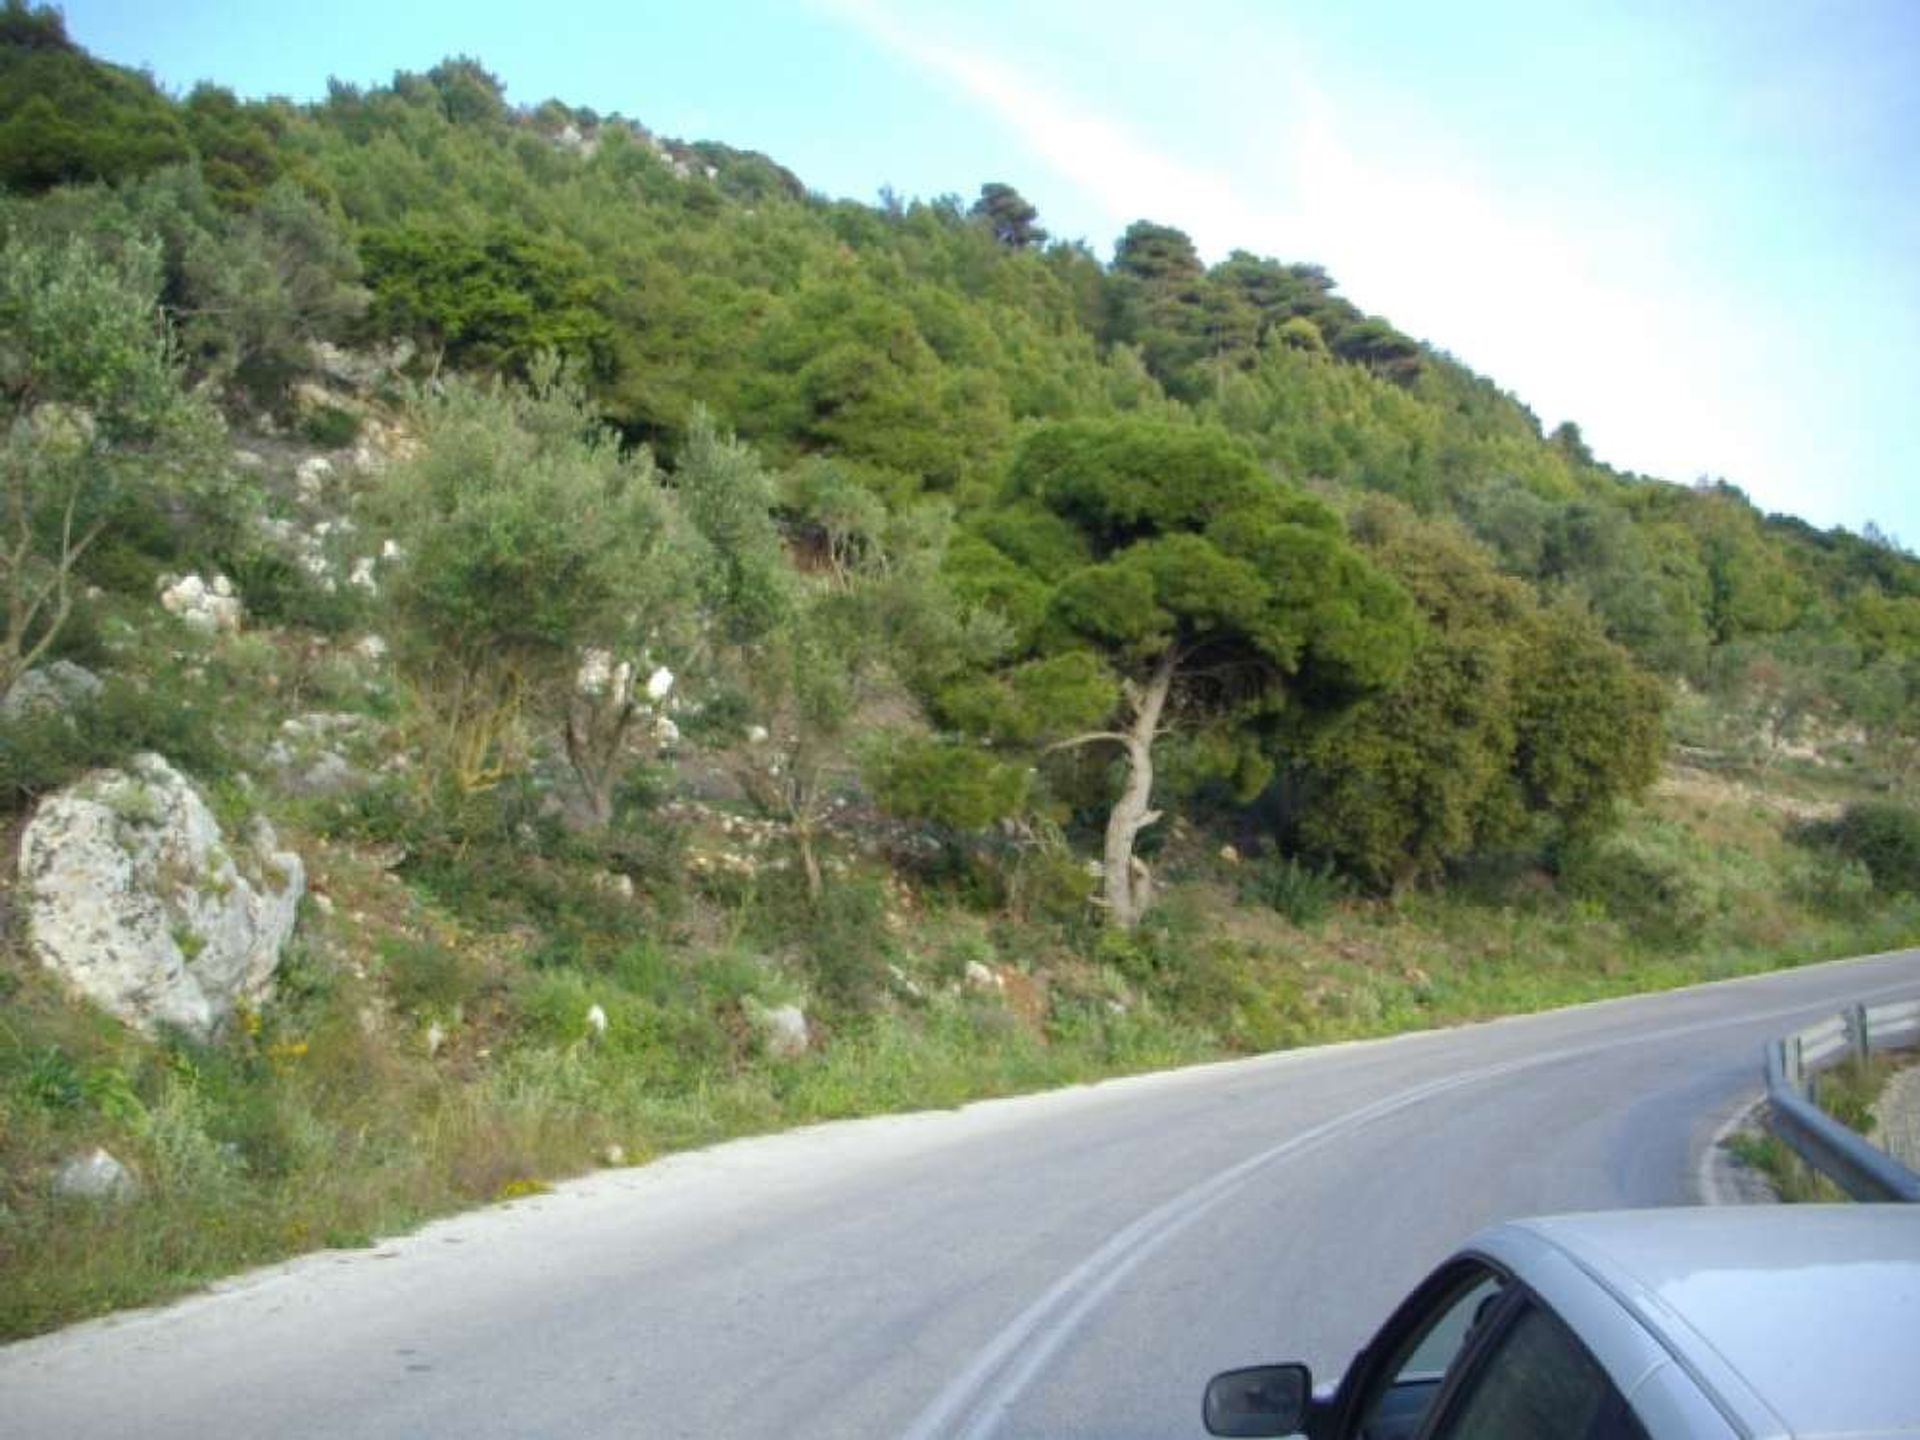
[19,754,305,1040]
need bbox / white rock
[964,960,1004,992]
[2,660,103,720]
[585,1003,608,1038]
[295,456,334,502]
[746,725,770,745]
[592,872,635,901]
[576,648,615,697]
[748,1000,810,1058]
[348,556,378,593]
[601,1143,626,1166]
[310,339,412,388]
[425,1020,447,1056]
[54,1148,138,1202]
[158,573,242,634]
[297,752,360,795]
[381,539,403,562]
[19,754,305,1040]
[645,666,674,701]
[355,634,390,663]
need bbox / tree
[945,419,1417,926]
[1293,502,1665,890]
[675,416,962,900]
[360,223,614,379]
[1511,602,1666,838]
[181,83,286,210]
[1294,507,1531,891]
[1103,221,1214,398]
[0,3,190,193]
[176,178,367,401]
[1329,315,1424,386]
[1,230,220,695]
[376,359,682,800]
[1680,485,1806,642]
[970,182,1048,249]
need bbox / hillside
[2,6,1917,1336]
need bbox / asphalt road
[5,947,1918,1439]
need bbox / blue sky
[61,0,1920,547]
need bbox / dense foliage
[3,8,1917,898]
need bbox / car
[1203,1205,1920,1439]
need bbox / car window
[1430,1301,1648,1440]
[1354,1271,1506,1440]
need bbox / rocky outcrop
[1,660,102,720]
[19,754,304,1040]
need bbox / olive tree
[676,420,973,900]
[1,229,219,695]
[377,358,686,804]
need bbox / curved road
[5,947,1918,1438]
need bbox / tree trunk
[797,822,824,904]
[564,691,634,830]
[1103,650,1177,929]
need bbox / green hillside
[2,5,1916,1335]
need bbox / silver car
[1204,1206,1920,1439]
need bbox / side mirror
[1203,1363,1312,1437]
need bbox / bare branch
[1043,731,1129,754]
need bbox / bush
[797,877,897,1014]
[373,936,490,1018]
[0,671,231,814]
[299,405,361,448]
[1238,853,1346,927]
[1803,802,1920,895]
[1558,827,1718,947]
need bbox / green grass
[5,727,1918,1341]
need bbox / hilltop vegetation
[2,4,1917,1335]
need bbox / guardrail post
[1758,1011,1920,1203]
[1845,1003,1870,1065]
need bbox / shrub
[299,405,361,449]
[867,736,1030,832]
[0,670,230,814]
[1804,802,1920,894]
[1238,853,1347,927]
[1558,826,1718,947]
[373,936,490,1018]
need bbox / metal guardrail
[1762,999,1920,1202]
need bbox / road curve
[5,947,1917,1439]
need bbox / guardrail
[1763,999,1920,1202]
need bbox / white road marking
[908,973,1920,1439]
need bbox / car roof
[1485,1207,1920,1439]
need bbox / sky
[60,0,1920,546]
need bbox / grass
[4,626,1918,1339]
[1722,1131,1846,1203]
[1718,1047,1920,1203]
